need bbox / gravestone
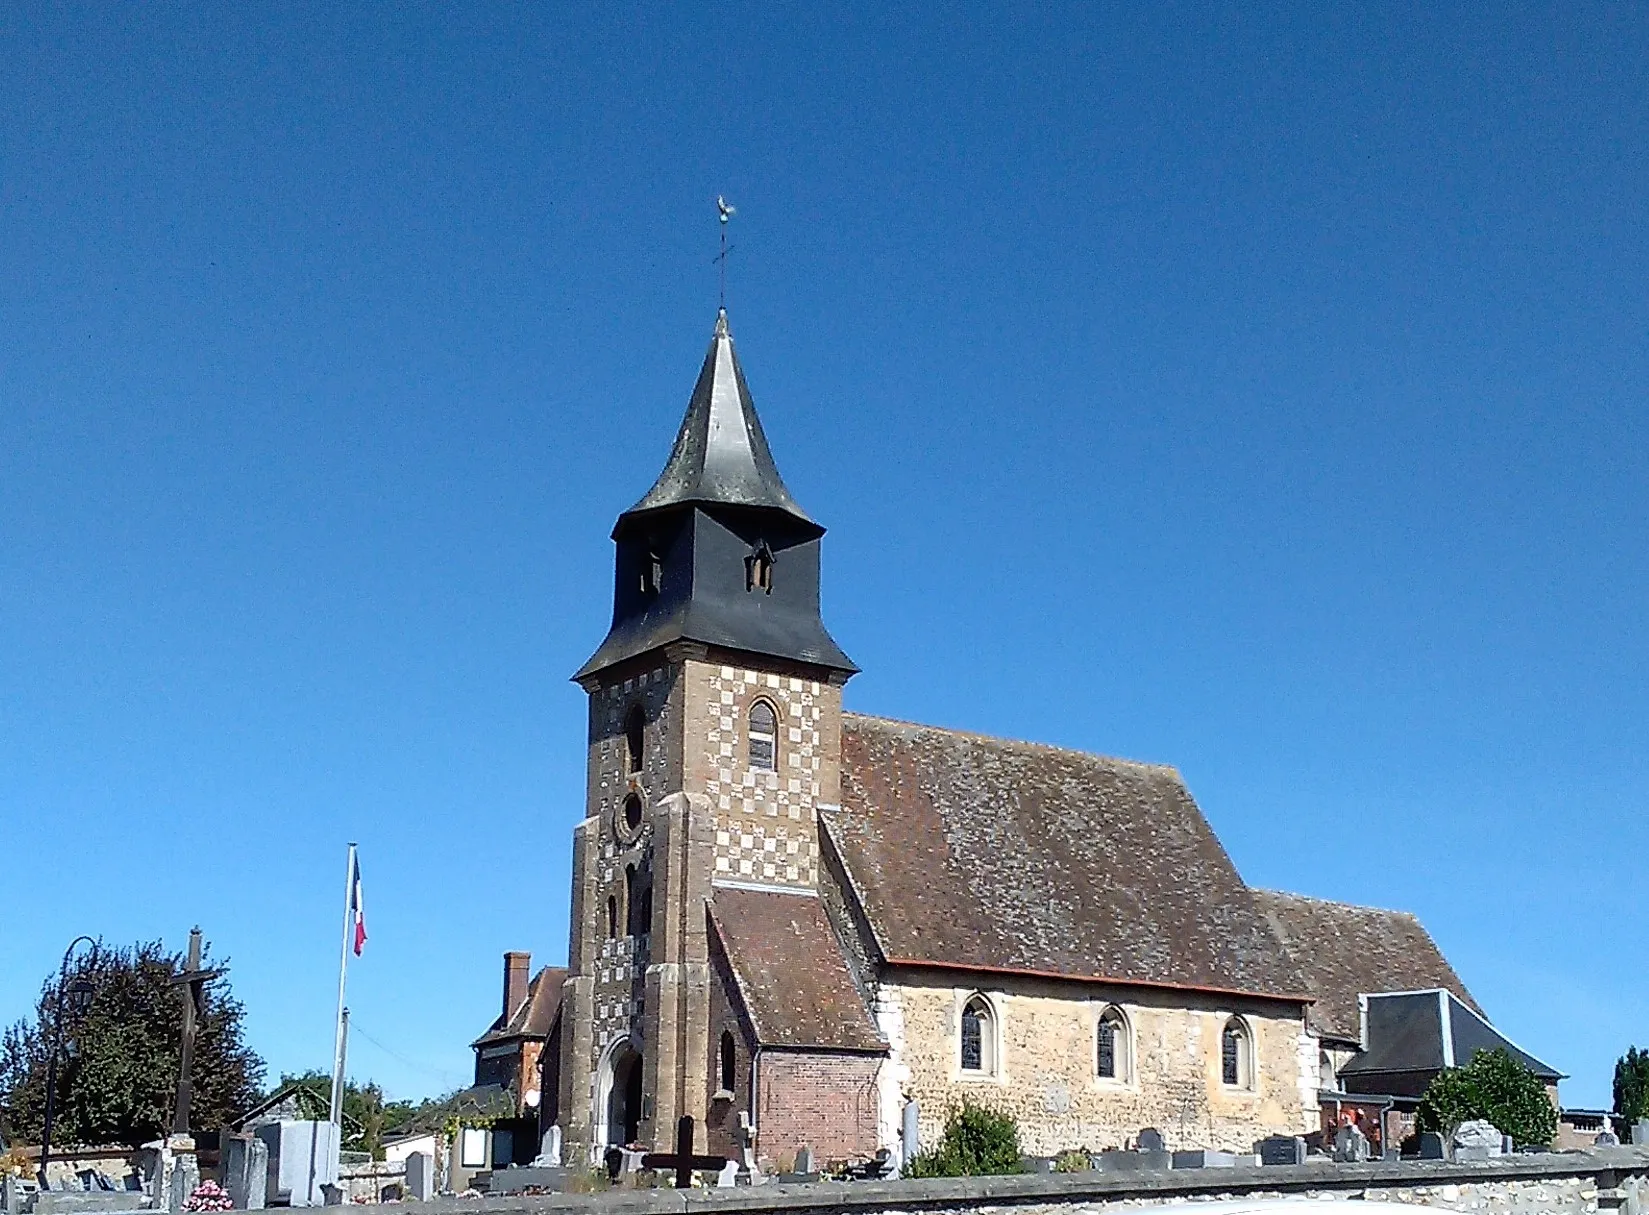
[1634,1122,1649,1147]
[734,1111,762,1182]
[901,1100,921,1168]
[531,1126,562,1168]
[1417,1132,1447,1160]
[1171,1150,1243,1169]
[793,1147,814,1177]
[223,1134,268,1210]
[1333,1124,1369,1163]
[1453,1119,1502,1160]
[404,1154,433,1203]
[1596,1130,1620,1147]
[1137,1128,1165,1152]
[1094,1149,1172,1173]
[1256,1136,1307,1166]
[715,1162,739,1188]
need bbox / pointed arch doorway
[594,1039,645,1150]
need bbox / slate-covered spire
[575,310,854,683]
[619,309,819,537]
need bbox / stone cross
[640,1116,725,1189]
[167,929,223,1135]
[735,1111,759,1176]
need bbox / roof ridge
[1252,888,1424,920]
[842,710,1178,773]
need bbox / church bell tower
[557,310,855,1163]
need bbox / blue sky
[2,3,1644,1110]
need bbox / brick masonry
[754,1051,882,1171]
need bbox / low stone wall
[414,1148,1649,1215]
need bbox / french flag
[350,853,367,956]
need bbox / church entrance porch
[594,1040,645,1153]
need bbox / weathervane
[714,195,736,310]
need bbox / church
[520,309,1555,1170]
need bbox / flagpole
[329,842,356,1126]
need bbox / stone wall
[417,1149,1649,1214]
[878,972,1315,1157]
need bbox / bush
[1415,1048,1556,1148]
[1614,1047,1649,1123]
[1052,1149,1091,1173]
[904,1101,1023,1177]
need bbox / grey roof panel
[621,310,817,532]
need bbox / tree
[272,1071,430,1160]
[903,1100,1023,1178]
[0,940,263,1149]
[1614,1047,1649,1124]
[1415,1048,1556,1148]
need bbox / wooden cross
[641,1116,726,1188]
[167,927,224,1135]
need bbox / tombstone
[1171,1150,1242,1169]
[223,1134,269,1210]
[0,1173,20,1215]
[1333,1124,1370,1163]
[1136,1128,1165,1152]
[1094,1149,1172,1173]
[1417,1132,1448,1160]
[404,1154,433,1203]
[1595,1130,1621,1147]
[531,1126,562,1168]
[1452,1119,1502,1160]
[714,1162,739,1188]
[1634,1122,1649,1147]
[167,1149,200,1213]
[1256,1136,1307,1166]
[793,1146,814,1177]
[900,1100,921,1167]
[734,1111,762,1182]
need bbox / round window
[623,791,644,832]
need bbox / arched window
[1221,1017,1253,1089]
[960,995,997,1075]
[1097,1006,1131,1082]
[606,895,618,940]
[637,884,653,937]
[747,701,777,770]
[624,865,637,936]
[719,1031,737,1094]
[624,706,645,775]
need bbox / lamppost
[37,936,99,1188]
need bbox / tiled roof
[1251,890,1478,1044]
[472,966,566,1047]
[709,886,885,1052]
[828,714,1310,1001]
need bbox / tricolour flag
[350,853,367,955]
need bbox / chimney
[503,951,530,1020]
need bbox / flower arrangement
[183,1180,234,1211]
[0,1148,32,1180]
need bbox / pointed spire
[621,310,819,533]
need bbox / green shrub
[1415,1048,1556,1148]
[1052,1149,1091,1173]
[904,1100,1024,1177]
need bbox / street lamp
[37,937,99,1189]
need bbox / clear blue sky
[2,3,1644,1111]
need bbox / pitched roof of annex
[1251,889,1478,1044]
[709,885,885,1053]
